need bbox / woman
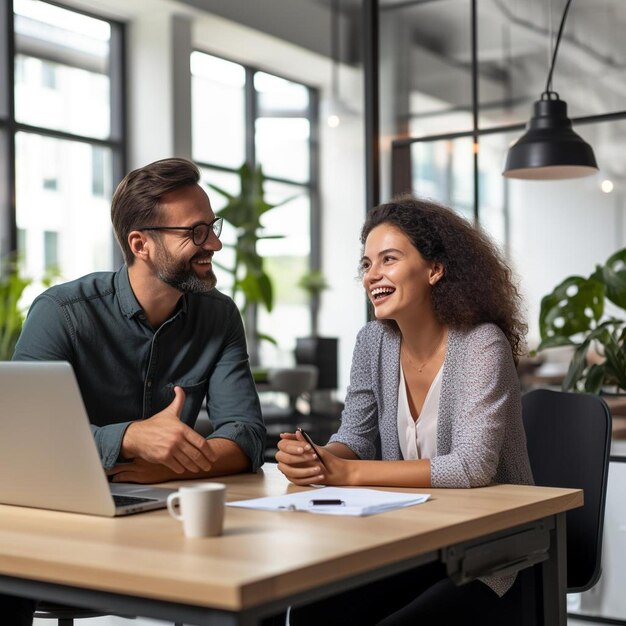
[276,195,533,625]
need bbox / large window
[191,51,318,366]
[0,0,125,287]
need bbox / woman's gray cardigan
[329,321,534,595]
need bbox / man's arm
[204,305,266,472]
[14,295,211,473]
[115,304,266,480]
[107,437,250,483]
[15,293,264,479]
[111,378,258,480]
[13,295,136,469]
[13,294,75,362]
[119,386,217,473]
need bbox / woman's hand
[275,430,351,486]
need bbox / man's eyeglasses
[139,217,223,246]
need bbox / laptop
[0,361,174,516]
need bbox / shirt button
[147,380,152,388]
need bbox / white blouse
[397,364,443,460]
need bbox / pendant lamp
[503,0,598,180]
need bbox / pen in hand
[296,427,327,470]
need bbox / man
[13,157,265,482]
[3,158,266,624]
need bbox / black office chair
[521,388,611,620]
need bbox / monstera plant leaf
[538,247,626,394]
[592,248,626,310]
[558,319,626,392]
[538,275,605,349]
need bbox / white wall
[317,108,366,395]
[508,176,625,347]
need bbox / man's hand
[107,457,176,484]
[121,386,216,474]
[109,438,251,483]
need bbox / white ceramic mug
[167,483,226,538]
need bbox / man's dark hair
[111,157,201,265]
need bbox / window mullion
[245,67,257,169]
[1,0,17,257]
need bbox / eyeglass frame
[138,217,223,246]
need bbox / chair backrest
[267,366,319,408]
[522,389,611,593]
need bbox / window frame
[0,0,126,265]
[190,48,322,286]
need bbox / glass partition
[477,0,626,126]
[380,0,474,139]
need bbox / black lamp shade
[503,96,598,180]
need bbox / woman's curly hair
[361,194,527,362]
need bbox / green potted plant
[297,269,329,337]
[295,269,338,396]
[537,247,626,393]
[208,163,294,365]
[0,259,32,361]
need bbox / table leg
[541,512,567,626]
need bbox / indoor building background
[1,1,625,624]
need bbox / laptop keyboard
[113,494,157,507]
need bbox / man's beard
[154,242,217,294]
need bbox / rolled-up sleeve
[91,422,133,470]
[205,307,266,472]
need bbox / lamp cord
[544,0,573,95]
[548,0,553,69]
[330,0,340,99]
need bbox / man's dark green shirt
[13,267,265,471]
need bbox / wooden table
[0,464,582,626]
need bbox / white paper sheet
[227,486,430,516]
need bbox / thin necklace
[402,332,447,373]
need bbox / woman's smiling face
[361,223,443,322]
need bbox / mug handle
[167,492,183,521]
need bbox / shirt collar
[115,265,144,319]
[115,265,189,320]
[178,293,189,315]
